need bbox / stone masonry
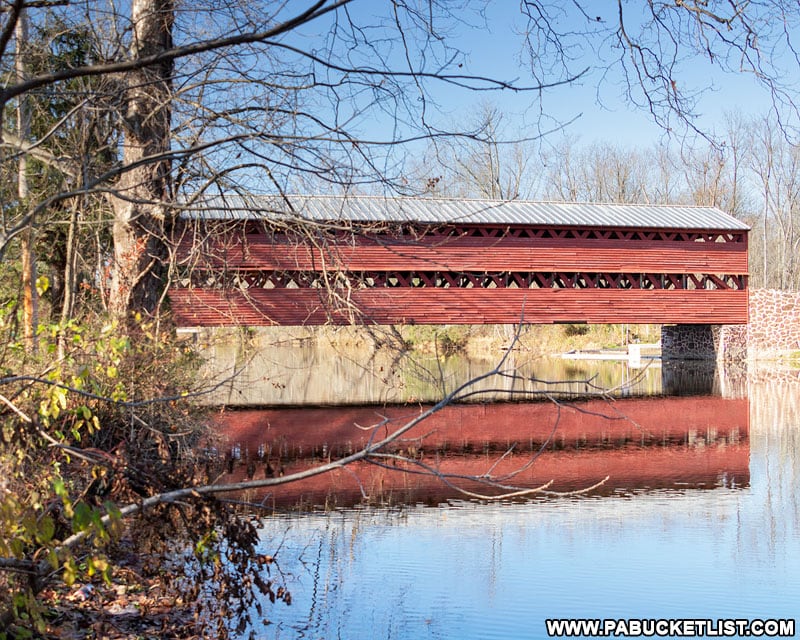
[748,289,800,359]
[661,324,747,363]
[661,289,800,362]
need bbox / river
[199,337,799,639]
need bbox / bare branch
[0,0,23,62]
[1,130,79,178]
[0,1,352,107]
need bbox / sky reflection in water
[240,371,799,639]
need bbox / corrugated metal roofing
[179,194,750,231]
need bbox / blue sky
[211,1,797,194]
[314,1,791,151]
[420,3,780,148]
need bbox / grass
[780,350,800,368]
[448,323,661,358]
[198,323,663,363]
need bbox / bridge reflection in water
[215,393,749,508]
[244,373,798,640]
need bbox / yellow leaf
[63,558,78,586]
[35,275,50,296]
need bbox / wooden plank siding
[171,213,749,327]
[176,235,748,274]
[169,288,749,326]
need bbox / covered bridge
[170,195,749,327]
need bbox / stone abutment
[661,289,800,362]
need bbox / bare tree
[2,1,568,321]
[540,138,653,204]
[2,1,800,634]
[520,1,800,138]
[747,116,800,289]
[14,10,38,351]
[412,103,544,199]
[3,1,798,318]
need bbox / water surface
[231,370,799,639]
[198,328,738,405]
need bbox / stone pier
[661,324,748,363]
[662,290,800,363]
[748,289,800,359]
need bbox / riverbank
[185,322,662,360]
[192,331,667,406]
[403,323,661,359]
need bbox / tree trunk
[109,0,174,318]
[17,11,38,353]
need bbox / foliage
[400,325,472,356]
[562,323,590,338]
[0,303,281,637]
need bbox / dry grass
[194,323,662,365]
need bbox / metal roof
[180,194,750,231]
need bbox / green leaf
[103,500,122,521]
[22,515,38,537]
[103,500,124,539]
[52,476,67,500]
[63,557,78,587]
[36,516,55,544]
[87,555,109,579]
[72,502,92,533]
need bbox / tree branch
[0,0,351,107]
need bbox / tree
[3,1,798,316]
[539,138,654,204]
[518,1,800,139]
[747,116,800,290]
[107,0,174,316]
[2,0,800,635]
[13,10,37,352]
[413,103,544,200]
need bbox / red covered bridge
[170,195,749,327]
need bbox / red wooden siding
[171,220,749,327]
[177,234,748,274]
[170,288,749,326]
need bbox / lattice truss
[185,270,746,291]
[176,224,747,292]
